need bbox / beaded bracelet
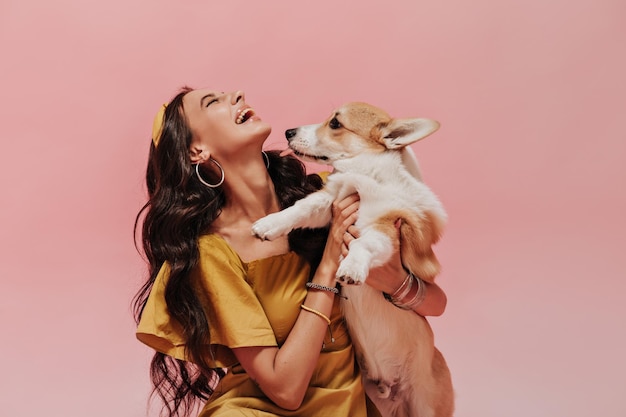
[306,282,347,299]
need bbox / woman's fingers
[326,193,361,263]
[332,194,359,218]
[330,194,359,231]
[340,217,362,258]
[346,225,360,238]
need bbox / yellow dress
[137,233,381,417]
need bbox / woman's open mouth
[236,108,255,124]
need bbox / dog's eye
[329,117,342,129]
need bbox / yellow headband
[151,104,167,146]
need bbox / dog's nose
[285,128,297,141]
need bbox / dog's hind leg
[363,379,404,417]
[431,348,455,417]
[399,349,453,417]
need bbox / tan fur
[378,210,443,283]
[252,102,454,416]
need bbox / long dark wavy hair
[133,87,328,417]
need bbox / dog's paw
[336,258,369,285]
[376,381,393,399]
[251,214,291,241]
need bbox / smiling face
[182,88,271,163]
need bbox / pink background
[1,0,624,416]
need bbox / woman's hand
[316,193,360,285]
[342,219,448,317]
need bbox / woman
[133,87,447,417]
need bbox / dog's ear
[380,118,440,149]
[401,146,423,181]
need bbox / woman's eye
[329,117,342,129]
[206,99,218,107]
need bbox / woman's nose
[231,90,245,104]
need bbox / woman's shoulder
[198,232,227,247]
[316,170,331,182]
[197,233,242,265]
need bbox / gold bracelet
[301,304,335,347]
[300,304,331,325]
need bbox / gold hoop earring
[195,159,224,188]
[262,151,270,169]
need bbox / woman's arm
[344,221,448,317]
[231,194,360,410]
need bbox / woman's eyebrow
[200,93,216,108]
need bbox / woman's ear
[189,144,209,164]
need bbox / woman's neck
[213,159,280,229]
[209,158,290,261]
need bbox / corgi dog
[251,102,454,417]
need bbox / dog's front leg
[251,191,334,241]
[336,228,394,284]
